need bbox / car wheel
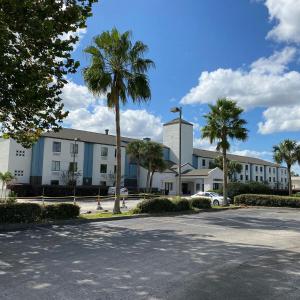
[213,200,220,206]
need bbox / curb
[0,206,243,232]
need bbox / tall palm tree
[126,140,145,193]
[0,171,14,199]
[273,139,300,195]
[202,98,248,205]
[83,28,154,213]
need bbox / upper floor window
[269,177,271,182]
[114,165,117,174]
[269,167,271,173]
[260,166,263,172]
[260,176,263,181]
[100,164,107,174]
[101,147,108,157]
[255,166,258,172]
[53,141,61,153]
[70,143,78,154]
[245,165,248,171]
[240,175,243,180]
[16,150,25,157]
[245,175,249,181]
[202,159,206,167]
[51,160,60,171]
[69,162,78,172]
[256,176,258,181]
[273,168,276,174]
[114,148,117,157]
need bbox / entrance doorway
[182,183,189,195]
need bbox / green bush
[43,203,80,220]
[0,203,42,223]
[173,198,191,211]
[134,198,176,214]
[234,194,300,208]
[189,197,211,209]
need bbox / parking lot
[1,207,300,299]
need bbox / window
[16,150,25,157]
[260,176,263,181]
[101,147,108,157]
[256,176,258,182]
[70,143,78,154]
[269,167,271,173]
[245,175,249,181]
[269,177,271,182]
[273,168,276,174]
[165,182,173,191]
[51,160,60,171]
[53,141,61,152]
[100,164,107,173]
[14,170,24,177]
[100,181,106,186]
[240,175,243,180]
[114,148,117,157]
[285,178,287,183]
[202,159,206,167]
[69,162,78,172]
[255,166,258,172]
[273,177,276,182]
[260,166,263,172]
[114,165,117,174]
[51,180,59,185]
[245,165,248,171]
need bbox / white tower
[163,118,193,165]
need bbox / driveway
[1,207,300,299]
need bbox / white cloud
[231,149,272,159]
[65,106,163,141]
[60,28,87,51]
[61,80,100,110]
[258,105,300,134]
[265,0,300,44]
[180,47,300,109]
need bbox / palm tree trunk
[149,171,154,193]
[113,93,121,214]
[222,149,228,206]
[136,159,140,193]
[146,169,151,193]
[287,165,292,196]
[1,182,3,199]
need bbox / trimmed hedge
[0,203,80,223]
[173,198,191,211]
[0,203,42,223]
[43,203,80,220]
[234,194,300,208]
[134,198,176,214]
[189,197,211,209]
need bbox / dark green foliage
[189,197,212,209]
[0,203,42,223]
[134,198,176,214]
[215,182,272,198]
[173,198,191,211]
[0,0,97,146]
[43,203,80,220]
[234,194,300,208]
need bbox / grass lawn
[80,211,134,219]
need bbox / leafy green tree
[202,98,248,205]
[83,28,154,213]
[141,141,164,193]
[213,156,243,181]
[149,157,167,193]
[126,140,146,193]
[0,0,97,147]
[273,139,300,195]
[0,171,14,199]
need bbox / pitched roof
[163,118,193,126]
[181,168,213,177]
[193,148,280,167]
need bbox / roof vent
[105,129,109,135]
[143,137,151,142]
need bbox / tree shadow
[0,218,300,299]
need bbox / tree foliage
[83,28,154,213]
[0,0,97,147]
[212,156,243,181]
[273,139,300,195]
[202,98,248,205]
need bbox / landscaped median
[234,194,300,207]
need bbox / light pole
[170,106,182,196]
[73,137,78,204]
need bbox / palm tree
[149,157,167,193]
[141,141,164,192]
[213,156,243,181]
[202,98,248,205]
[273,139,300,195]
[126,140,145,193]
[0,171,14,199]
[83,28,154,213]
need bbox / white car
[190,191,230,206]
[108,187,129,196]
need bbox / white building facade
[0,118,288,194]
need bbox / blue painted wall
[125,154,137,179]
[30,137,45,176]
[83,143,93,178]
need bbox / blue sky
[62,0,300,169]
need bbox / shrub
[173,198,191,211]
[134,198,176,214]
[234,194,300,208]
[0,203,42,223]
[43,203,80,220]
[189,197,211,209]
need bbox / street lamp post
[170,107,182,196]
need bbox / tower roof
[163,118,193,126]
